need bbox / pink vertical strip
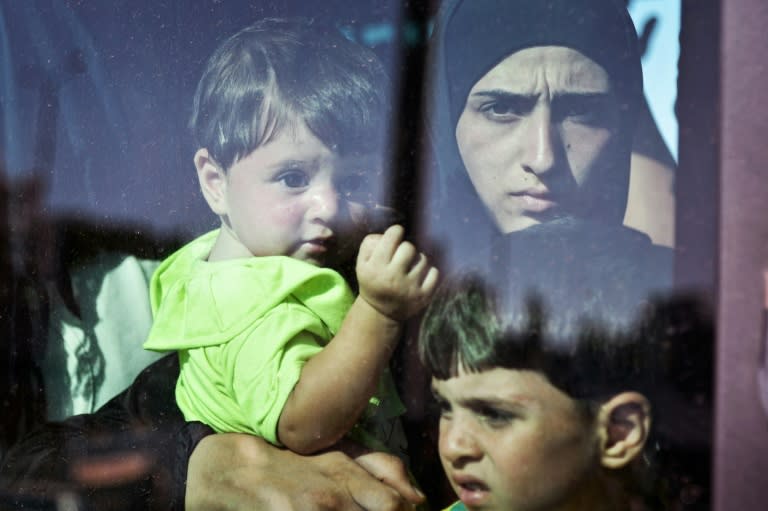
[758,272,768,418]
[715,0,768,509]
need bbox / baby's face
[432,367,600,511]
[213,121,380,265]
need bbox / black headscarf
[424,0,644,265]
[440,0,643,127]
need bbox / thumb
[355,454,425,505]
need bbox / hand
[334,439,424,506]
[356,225,439,321]
[186,433,420,511]
[354,451,425,506]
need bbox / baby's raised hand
[356,225,439,321]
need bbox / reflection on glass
[0,2,714,511]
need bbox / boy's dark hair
[419,273,656,402]
[419,219,707,407]
[190,18,389,171]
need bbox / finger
[345,468,410,511]
[390,241,418,270]
[406,253,430,282]
[353,454,424,506]
[315,450,407,511]
[421,267,440,296]
[351,486,411,511]
[358,234,382,263]
[370,225,405,262]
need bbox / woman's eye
[559,105,597,124]
[480,96,536,122]
[554,97,614,126]
[278,170,309,188]
[481,102,517,119]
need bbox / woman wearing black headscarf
[423,0,670,273]
[416,0,674,334]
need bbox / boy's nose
[439,417,483,466]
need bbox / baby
[143,16,437,488]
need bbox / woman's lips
[508,190,559,213]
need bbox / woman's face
[455,46,622,233]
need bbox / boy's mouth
[452,473,491,507]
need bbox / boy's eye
[277,170,309,188]
[476,406,517,428]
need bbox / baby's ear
[195,148,228,216]
[596,392,651,469]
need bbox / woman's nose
[521,108,558,176]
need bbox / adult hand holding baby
[186,433,422,511]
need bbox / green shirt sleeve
[229,302,330,445]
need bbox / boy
[418,272,677,511]
[143,16,437,477]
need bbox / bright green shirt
[144,230,405,452]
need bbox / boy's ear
[195,148,228,216]
[596,392,651,470]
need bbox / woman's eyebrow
[470,89,538,107]
[550,91,615,104]
[472,89,612,102]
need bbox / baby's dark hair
[190,18,389,171]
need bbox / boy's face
[432,367,600,511]
[200,121,379,264]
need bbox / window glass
[1,2,718,510]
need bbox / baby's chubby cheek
[270,203,306,226]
